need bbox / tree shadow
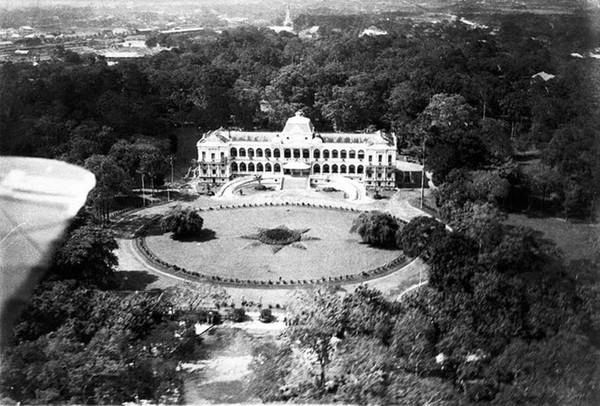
[168,191,199,202]
[113,271,159,291]
[357,241,400,251]
[112,213,163,238]
[172,228,217,242]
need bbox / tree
[449,202,507,254]
[286,289,343,389]
[160,206,204,240]
[415,94,488,183]
[84,154,129,223]
[139,146,169,191]
[523,162,563,212]
[165,283,229,314]
[249,342,293,401]
[398,216,447,259]
[3,287,183,405]
[350,211,400,248]
[428,233,478,292]
[490,331,600,406]
[328,336,393,404]
[339,285,396,343]
[478,118,512,163]
[470,170,511,205]
[52,223,118,287]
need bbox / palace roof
[197,113,395,147]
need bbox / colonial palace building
[194,112,398,190]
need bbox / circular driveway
[144,206,400,282]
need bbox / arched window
[239,148,246,157]
[265,148,271,158]
[257,162,264,171]
[293,149,301,158]
[231,162,238,172]
[302,149,310,159]
[274,163,281,172]
[340,164,346,174]
[322,164,330,173]
[323,150,330,159]
[332,164,338,173]
[313,164,320,174]
[349,150,356,159]
[340,150,347,159]
[265,163,272,172]
[313,149,320,159]
[274,149,280,158]
[284,149,291,158]
[357,165,364,174]
[256,148,263,158]
[332,150,339,159]
[248,162,255,172]
[349,165,355,174]
[240,162,247,171]
[357,150,364,160]
[248,148,254,158]
[230,147,237,157]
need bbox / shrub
[259,308,274,323]
[350,211,400,248]
[160,206,204,239]
[230,308,246,322]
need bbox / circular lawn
[144,206,400,282]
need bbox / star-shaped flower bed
[241,225,320,253]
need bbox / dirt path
[182,327,266,404]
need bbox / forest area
[1,11,599,219]
[1,9,599,405]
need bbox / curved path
[114,189,431,305]
[216,175,283,198]
[117,237,425,306]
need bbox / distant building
[193,112,397,189]
[299,26,320,40]
[531,71,555,82]
[268,5,295,34]
[359,26,388,38]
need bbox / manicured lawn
[506,214,599,260]
[145,206,400,282]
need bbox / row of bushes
[135,236,409,288]
[193,201,367,212]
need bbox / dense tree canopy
[258,221,600,404]
[1,10,598,217]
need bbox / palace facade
[193,112,397,189]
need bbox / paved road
[117,236,425,307]
[114,189,431,305]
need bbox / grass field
[506,214,599,260]
[145,206,400,282]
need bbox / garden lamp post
[167,156,174,202]
[137,170,146,207]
